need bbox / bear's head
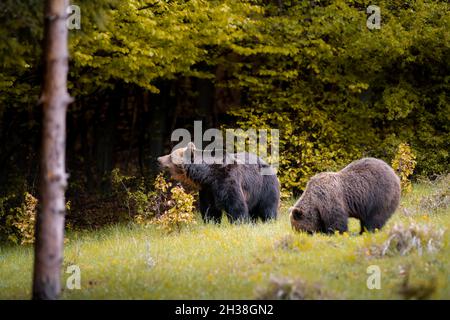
[290,173,341,233]
[289,179,324,233]
[289,205,321,234]
[157,142,198,188]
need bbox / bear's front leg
[360,214,386,233]
[320,207,348,234]
[199,189,222,223]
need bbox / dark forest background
[0,0,448,237]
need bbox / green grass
[0,181,449,299]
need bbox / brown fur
[157,147,200,189]
[290,158,401,234]
[158,142,280,223]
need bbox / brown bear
[290,157,400,234]
[157,142,280,223]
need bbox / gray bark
[33,0,72,300]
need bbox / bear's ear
[183,142,196,164]
[186,142,196,151]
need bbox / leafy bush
[146,173,178,219]
[419,174,450,213]
[150,184,196,233]
[363,222,445,257]
[0,192,37,245]
[111,169,197,232]
[134,173,177,223]
[228,1,449,193]
[229,109,356,195]
[111,168,153,218]
[392,143,417,193]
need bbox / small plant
[150,184,196,233]
[392,143,417,193]
[0,191,73,244]
[146,173,173,218]
[111,168,151,218]
[420,174,450,213]
[363,222,446,258]
[0,193,15,241]
[256,275,336,300]
[6,192,37,245]
[111,169,197,232]
[385,223,445,256]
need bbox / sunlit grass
[0,181,448,299]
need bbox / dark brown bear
[290,157,400,234]
[158,142,280,223]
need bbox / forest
[0,0,449,301]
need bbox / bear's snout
[157,155,170,168]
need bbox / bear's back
[338,157,400,221]
[341,157,388,172]
[339,157,399,190]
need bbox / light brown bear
[290,157,400,234]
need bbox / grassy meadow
[0,179,449,300]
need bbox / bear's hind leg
[220,190,250,223]
[255,203,277,222]
[360,216,386,233]
[204,207,223,223]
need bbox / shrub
[0,191,73,244]
[228,109,356,195]
[364,223,445,258]
[150,184,196,233]
[111,169,197,232]
[392,143,417,193]
[111,168,153,218]
[228,0,450,192]
[2,192,38,245]
[419,174,450,213]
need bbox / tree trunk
[33,0,72,300]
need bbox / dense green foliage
[0,0,448,235]
[227,0,449,191]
